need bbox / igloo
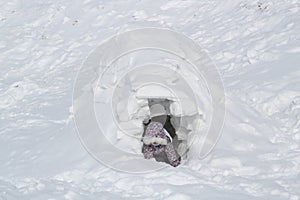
[73,28,225,172]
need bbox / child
[142,104,181,167]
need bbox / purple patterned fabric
[142,122,181,167]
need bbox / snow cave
[74,28,225,172]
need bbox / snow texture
[1,0,300,199]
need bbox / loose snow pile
[0,0,300,199]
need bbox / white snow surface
[1,0,300,199]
